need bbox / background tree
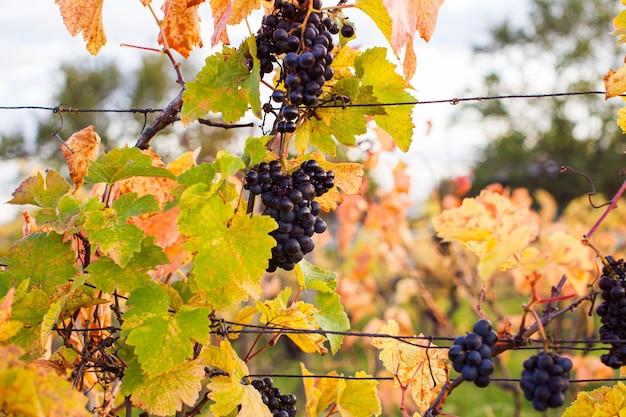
[467,0,626,207]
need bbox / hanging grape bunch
[519,351,572,411]
[244,159,334,272]
[256,0,355,133]
[596,256,626,368]
[448,319,498,387]
[250,377,297,417]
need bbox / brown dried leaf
[210,0,233,46]
[62,126,101,190]
[159,0,206,58]
[55,0,107,55]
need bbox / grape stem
[585,176,626,239]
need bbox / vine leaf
[62,126,102,190]
[255,288,328,354]
[84,147,175,186]
[0,345,90,417]
[126,358,206,416]
[414,0,445,43]
[85,193,160,267]
[301,363,381,417]
[243,136,273,167]
[7,170,71,208]
[604,64,626,99]
[354,0,393,52]
[0,288,22,343]
[122,283,211,376]
[562,381,626,417]
[295,259,338,293]
[336,371,382,417]
[87,236,169,294]
[432,189,538,279]
[0,232,78,296]
[54,0,106,55]
[158,0,205,58]
[371,319,449,416]
[315,292,350,355]
[178,184,276,310]
[182,36,261,125]
[287,153,364,211]
[355,48,416,152]
[202,340,272,417]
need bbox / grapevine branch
[134,89,184,150]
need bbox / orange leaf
[415,0,445,42]
[61,126,102,190]
[210,0,234,46]
[55,0,107,55]
[403,38,417,80]
[159,0,205,58]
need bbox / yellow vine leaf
[371,320,449,415]
[301,364,381,417]
[432,189,538,279]
[255,288,328,354]
[159,0,205,58]
[0,345,90,417]
[561,382,626,417]
[130,360,205,416]
[202,341,272,417]
[336,371,382,417]
[613,3,626,45]
[54,0,106,55]
[62,126,102,191]
[287,152,364,211]
[604,63,626,98]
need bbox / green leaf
[84,147,175,186]
[0,232,78,295]
[297,77,385,156]
[34,194,87,237]
[336,371,381,417]
[7,170,71,208]
[87,236,168,294]
[354,0,393,49]
[182,36,261,125]
[216,151,245,177]
[315,292,350,355]
[178,184,277,309]
[122,284,211,376]
[355,48,416,152]
[85,193,159,267]
[295,260,338,292]
[40,300,63,350]
[243,136,272,167]
[10,289,50,356]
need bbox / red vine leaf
[55,0,107,55]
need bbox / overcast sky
[0,0,531,222]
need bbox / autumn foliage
[4,0,626,416]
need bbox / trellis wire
[0,90,618,116]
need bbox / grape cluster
[244,159,334,272]
[596,256,626,368]
[448,319,498,387]
[256,0,354,132]
[520,351,572,411]
[251,377,297,417]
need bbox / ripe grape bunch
[244,159,334,272]
[448,319,498,387]
[519,351,572,411]
[251,377,297,417]
[256,0,355,133]
[596,256,626,368]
